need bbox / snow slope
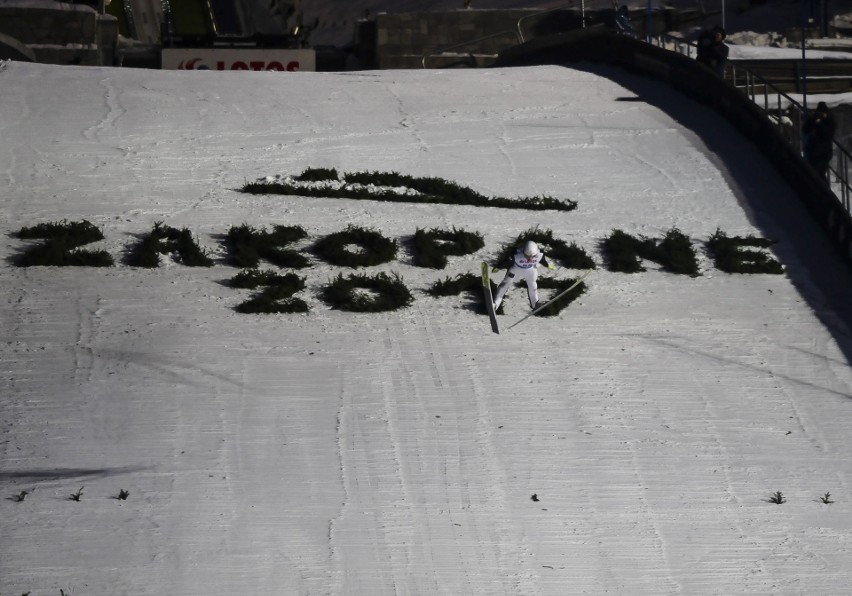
[2,59,852,594]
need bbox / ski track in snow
[0,76,28,190]
[329,319,540,594]
[82,76,126,145]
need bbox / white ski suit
[493,249,552,310]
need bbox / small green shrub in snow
[322,272,413,312]
[528,275,588,317]
[13,219,113,267]
[126,221,213,268]
[225,223,309,269]
[295,167,339,182]
[413,227,484,269]
[241,168,576,211]
[312,226,397,268]
[228,269,308,314]
[601,228,697,275]
[428,272,497,315]
[428,273,479,297]
[707,229,783,274]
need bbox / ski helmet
[523,241,539,258]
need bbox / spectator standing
[614,6,634,35]
[696,26,729,77]
[802,101,837,181]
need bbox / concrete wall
[376,9,584,70]
[0,5,98,45]
[372,7,697,70]
[0,4,117,65]
[495,31,852,272]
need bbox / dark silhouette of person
[614,6,634,35]
[696,26,729,77]
[802,101,837,181]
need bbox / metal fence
[652,34,852,214]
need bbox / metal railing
[653,33,852,215]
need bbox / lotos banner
[161,48,316,72]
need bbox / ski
[507,268,593,330]
[481,262,500,334]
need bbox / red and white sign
[162,48,316,72]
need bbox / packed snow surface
[2,60,852,595]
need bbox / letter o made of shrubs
[322,272,413,312]
[312,226,397,267]
[414,227,484,269]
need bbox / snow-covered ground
[2,59,852,594]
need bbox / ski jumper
[493,249,551,309]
